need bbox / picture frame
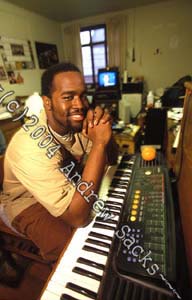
[0,37,35,70]
[0,66,7,81]
[35,42,59,69]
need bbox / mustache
[67,108,88,117]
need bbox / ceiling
[4,0,168,22]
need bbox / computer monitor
[97,67,119,90]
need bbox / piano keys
[40,154,135,300]
[40,153,179,300]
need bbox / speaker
[121,93,142,118]
[119,101,131,124]
[144,108,167,150]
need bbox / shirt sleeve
[6,146,76,217]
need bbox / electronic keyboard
[40,153,177,300]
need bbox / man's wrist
[92,142,108,150]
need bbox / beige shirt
[1,110,92,223]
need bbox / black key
[73,266,102,281]
[93,222,115,230]
[85,237,110,248]
[66,282,97,299]
[103,210,119,216]
[60,294,78,300]
[104,204,121,212]
[119,162,131,168]
[111,183,127,188]
[113,176,129,181]
[95,216,118,224]
[112,179,128,185]
[83,245,108,256]
[105,200,122,207]
[107,192,124,199]
[77,257,105,270]
[89,231,113,241]
[115,171,130,176]
[108,189,125,195]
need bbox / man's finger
[93,106,104,125]
[100,112,113,124]
[86,109,94,128]
[82,117,88,136]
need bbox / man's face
[48,71,88,134]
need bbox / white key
[109,187,127,192]
[61,287,93,300]
[114,175,130,180]
[105,200,123,206]
[75,261,103,276]
[94,222,117,230]
[47,281,92,300]
[53,269,100,293]
[96,214,120,223]
[107,196,124,203]
[80,249,108,266]
[47,280,67,297]
[124,168,133,172]
[91,227,115,237]
[87,235,111,245]
[84,241,110,252]
[57,246,83,268]
[104,207,121,214]
[41,290,60,300]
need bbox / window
[80,25,107,86]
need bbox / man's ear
[42,96,52,111]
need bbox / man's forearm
[61,143,107,227]
[106,136,119,165]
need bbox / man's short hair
[41,62,81,97]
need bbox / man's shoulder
[7,111,48,150]
[6,122,60,163]
[7,126,39,152]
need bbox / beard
[51,104,88,134]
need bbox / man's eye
[81,93,88,100]
[63,95,74,101]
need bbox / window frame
[80,24,108,86]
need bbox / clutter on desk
[167,107,183,121]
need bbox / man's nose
[72,95,84,108]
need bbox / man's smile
[69,113,84,121]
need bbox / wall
[0,0,190,95]
[0,0,64,98]
[62,0,192,92]
[127,0,192,92]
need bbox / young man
[1,62,118,261]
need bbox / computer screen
[97,68,119,89]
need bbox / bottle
[147,91,154,107]
[154,99,162,108]
[123,70,128,83]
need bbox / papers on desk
[172,125,181,150]
[168,108,183,121]
[122,124,140,137]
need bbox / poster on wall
[7,71,24,84]
[35,42,59,69]
[0,66,7,81]
[0,36,35,72]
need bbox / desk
[113,125,141,154]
